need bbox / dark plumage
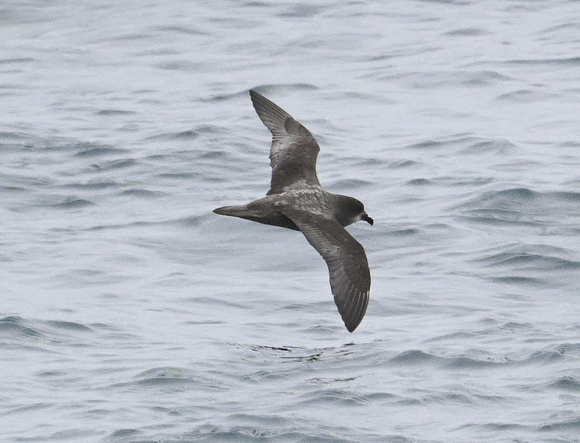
[214,90,373,332]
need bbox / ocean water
[1,1,580,441]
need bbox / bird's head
[335,195,373,227]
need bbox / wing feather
[278,207,370,332]
[250,90,321,195]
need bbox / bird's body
[214,90,373,332]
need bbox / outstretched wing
[250,90,321,195]
[278,207,370,332]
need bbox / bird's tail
[213,201,300,231]
[213,204,252,218]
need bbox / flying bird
[214,90,373,332]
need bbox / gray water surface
[2,1,580,442]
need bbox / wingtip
[344,317,362,333]
[249,89,262,101]
[249,89,261,107]
[338,291,369,333]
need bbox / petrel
[214,90,373,332]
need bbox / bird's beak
[362,214,374,226]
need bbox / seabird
[214,90,373,332]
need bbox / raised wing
[278,207,370,332]
[250,90,321,195]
